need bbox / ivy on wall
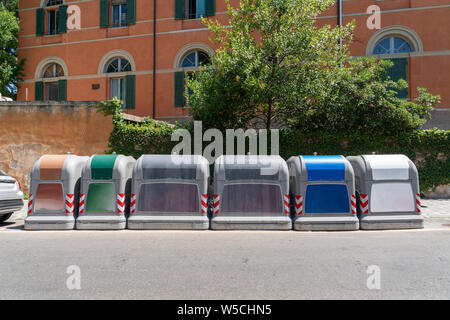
[96,99,449,193]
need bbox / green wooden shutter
[205,0,215,17]
[174,71,185,107]
[127,0,136,25]
[35,81,44,101]
[175,0,184,20]
[387,58,408,99]
[125,75,136,109]
[58,80,67,101]
[100,0,109,28]
[36,8,44,36]
[58,5,68,33]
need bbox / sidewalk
[421,199,450,218]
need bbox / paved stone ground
[421,199,450,217]
[420,199,450,229]
[4,199,450,231]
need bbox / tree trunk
[266,98,272,129]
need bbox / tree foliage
[187,0,440,134]
[288,57,440,135]
[188,0,353,130]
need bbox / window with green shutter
[100,0,110,28]
[205,0,215,17]
[175,0,185,20]
[57,5,68,33]
[178,0,215,19]
[36,8,44,36]
[125,75,135,109]
[386,58,408,99]
[127,0,136,25]
[58,79,67,101]
[174,71,185,107]
[35,81,44,101]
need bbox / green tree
[187,0,440,134]
[288,57,440,135]
[0,0,24,99]
[187,0,353,130]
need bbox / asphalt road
[0,228,449,299]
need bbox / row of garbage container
[24,153,423,231]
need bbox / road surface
[0,200,449,299]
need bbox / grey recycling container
[127,154,210,230]
[25,154,89,230]
[287,155,359,231]
[76,154,135,230]
[347,154,423,230]
[211,155,291,230]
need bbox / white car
[0,169,24,223]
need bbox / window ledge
[106,26,130,38]
[42,34,62,44]
[181,19,207,30]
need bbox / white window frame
[47,9,59,35]
[110,77,126,102]
[111,2,128,28]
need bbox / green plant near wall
[95,99,180,159]
[279,129,449,192]
[96,99,449,193]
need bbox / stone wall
[0,102,113,193]
[423,109,450,130]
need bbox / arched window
[105,58,132,73]
[175,50,210,107]
[373,36,413,99]
[373,37,413,55]
[180,51,210,68]
[39,62,65,101]
[42,63,64,78]
[104,57,135,109]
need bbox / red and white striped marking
[351,194,357,214]
[79,193,86,214]
[284,194,290,214]
[294,195,303,216]
[201,194,208,214]
[213,194,220,215]
[27,194,34,215]
[359,194,369,214]
[65,194,75,214]
[416,193,421,213]
[117,193,126,214]
[130,193,136,214]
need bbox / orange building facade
[17,0,450,121]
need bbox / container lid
[139,155,209,181]
[363,154,410,180]
[215,155,288,182]
[90,154,118,180]
[39,155,69,180]
[301,155,346,182]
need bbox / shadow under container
[25,154,89,230]
[127,155,210,230]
